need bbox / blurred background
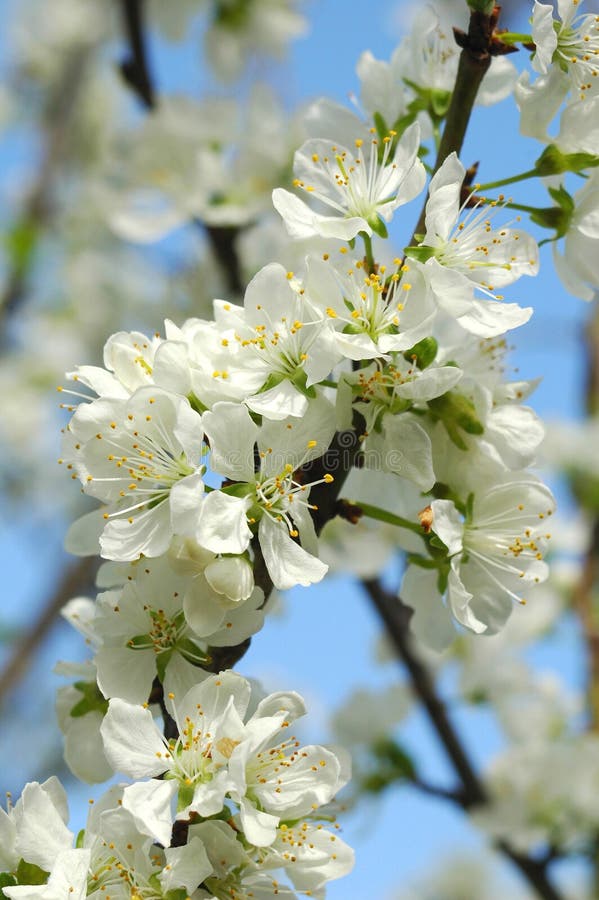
[1,1,599,897]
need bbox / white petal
[122,779,177,847]
[161,838,213,892]
[101,698,169,778]
[196,491,253,554]
[401,565,456,652]
[203,402,259,481]
[246,380,308,419]
[259,517,327,590]
[457,299,532,338]
[430,499,464,556]
[272,188,370,241]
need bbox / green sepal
[164,890,188,900]
[428,534,448,552]
[404,244,435,263]
[16,861,48,886]
[368,215,388,239]
[465,492,475,523]
[290,368,317,399]
[429,482,467,516]
[155,648,174,683]
[342,322,366,335]
[430,89,452,118]
[535,144,599,177]
[437,567,449,595]
[177,781,196,813]
[128,633,152,650]
[75,829,85,849]
[373,111,389,142]
[0,873,18,899]
[176,638,210,667]
[221,482,254,499]
[70,681,109,718]
[406,554,439,570]
[256,371,286,395]
[427,392,484,449]
[529,185,574,238]
[403,336,438,369]
[188,392,208,414]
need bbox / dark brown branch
[118,2,246,297]
[203,224,246,298]
[363,579,485,805]
[412,5,508,241]
[0,556,96,707]
[362,578,565,900]
[118,0,156,110]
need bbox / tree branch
[412,5,509,240]
[118,0,156,110]
[0,556,96,707]
[117,1,246,296]
[362,578,565,900]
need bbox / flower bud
[204,555,255,602]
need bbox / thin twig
[0,48,90,333]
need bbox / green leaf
[5,221,37,279]
[362,739,418,794]
[70,681,109,718]
[467,0,495,11]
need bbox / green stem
[476,168,538,191]
[355,501,425,536]
[476,196,542,216]
[362,232,376,273]
[498,31,533,45]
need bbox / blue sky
[0,1,594,897]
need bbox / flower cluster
[2,674,353,900]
